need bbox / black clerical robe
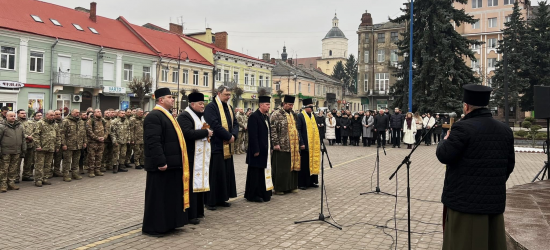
[244,109,272,202]
[296,112,319,188]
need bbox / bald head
[6,111,15,123]
[71,109,80,117]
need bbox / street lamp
[161,48,190,111]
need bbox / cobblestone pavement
[0,142,545,250]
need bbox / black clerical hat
[188,91,204,103]
[259,96,271,103]
[283,95,295,103]
[462,84,492,106]
[154,88,171,99]
[303,98,313,107]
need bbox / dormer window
[31,15,43,23]
[89,27,98,34]
[50,19,61,26]
[73,24,84,31]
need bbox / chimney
[270,58,276,64]
[205,28,213,43]
[214,32,228,50]
[90,2,97,23]
[169,23,183,34]
[262,53,270,62]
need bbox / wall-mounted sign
[103,86,126,94]
[0,81,24,88]
[121,101,129,110]
[251,95,257,99]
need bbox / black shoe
[398,146,401,148]
[142,231,166,238]
[118,168,128,172]
[22,177,34,181]
[392,145,396,148]
[205,205,217,211]
[125,163,132,169]
[310,184,319,188]
[299,187,307,190]
[189,218,200,225]
[135,165,143,170]
[220,202,231,207]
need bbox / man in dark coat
[142,88,190,237]
[436,84,515,250]
[389,107,404,148]
[296,98,320,189]
[178,90,213,225]
[203,85,239,210]
[244,96,273,202]
[373,109,390,148]
[315,110,326,140]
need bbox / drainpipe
[49,38,59,110]
[96,46,103,109]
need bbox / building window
[298,82,302,92]
[488,18,498,28]
[161,67,168,82]
[29,51,44,73]
[364,51,369,63]
[364,79,369,92]
[488,58,497,68]
[504,0,515,5]
[266,77,270,87]
[233,71,239,84]
[193,71,199,85]
[171,69,179,83]
[143,66,150,79]
[471,40,481,50]
[259,75,264,87]
[377,33,385,43]
[80,58,93,78]
[203,73,209,87]
[390,50,398,63]
[224,70,229,82]
[471,60,479,71]
[488,0,498,6]
[123,64,133,81]
[375,73,389,91]
[365,34,369,44]
[0,46,16,70]
[245,73,249,85]
[308,83,311,93]
[472,20,480,29]
[488,38,498,48]
[390,32,398,42]
[505,16,512,23]
[329,50,333,56]
[182,69,188,84]
[472,0,482,8]
[377,50,385,62]
[216,69,221,81]
[103,62,114,81]
[251,74,255,86]
[275,82,280,91]
[322,85,326,95]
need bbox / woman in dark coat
[340,114,350,146]
[350,113,363,146]
[315,111,326,140]
[335,111,342,145]
[433,114,443,144]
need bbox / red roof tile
[0,0,156,56]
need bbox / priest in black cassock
[203,85,239,210]
[178,90,213,225]
[296,98,321,190]
[142,88,190,237]
[244,96,273,202]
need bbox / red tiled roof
[0,0,156,56]
[183,35,273,65]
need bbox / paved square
[0,143,545,249]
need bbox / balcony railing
[244,85,257,92]
[53,72,103,88]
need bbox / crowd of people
[0,106,148,192]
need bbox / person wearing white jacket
[423,113,436,146]
[325,113,336,145]
[402,112,417,149]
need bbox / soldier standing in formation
[130,109,144,170]
[16,109,35,183]
[111,110,130,173]
[0,111,26,192]
[52,110,63,178]
[79,111,89,174]
[235,108,247,154]
[244,110,251,152]
[124,109,134,169]
[61,109,86,182]
[86,109,107,177]
[101,109,113,172]
[33,110,61,187]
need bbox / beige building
[317,14,349,75]
[357,11,406,110]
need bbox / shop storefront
[100,86,125,110]
[0,81,24,111]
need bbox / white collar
[155,104,170,113]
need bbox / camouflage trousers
[16,148,34,180]
[62,150,81,174]
[0,154,20,187]
[35,151,54,183]
[133,144,144,166]
[243,131,249,151]
[124,143,132,164]
[102,143,113,170]
[53,149,63,176]
[87,143,104,172]
[80,148,88,171]
[235,131,245,153]
[113,143,127,165]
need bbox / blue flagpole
[408,0,414,112]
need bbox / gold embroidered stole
[215,96,234,159]
[185,106,210,193]
[286,112,301,171]
[153,106,190,211]
[301,110,320,175]
[264,117,274,191]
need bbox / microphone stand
[388,120,439,250]
[295,139,342,230]
[360,132,395,197]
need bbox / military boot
[22,176,34,181]
[63,173,72,182]
[118,164,128,172]
[125,163,132,169]
[0,183,7,193]
[7,182,19,190]
[88,170,95,178]
[42,179,52,185]
[53,171,63,177]
[135,165,143,170]
[94,169,104,176]
[71,172,82,180]
[35,181,42,187]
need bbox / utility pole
[503,44,509,126]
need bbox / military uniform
[52,119,63,178]
[16,118,36,182]
[33,118,61,186]
[110,116,130,172]
[101,116,113,172]
[243,114,249,152]
[130,115,144,169]
[61,115,87,181]
[0,121,26,192]
[86,116,107,177]
[123,113,133,167]
[236,112,246,154]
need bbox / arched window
[329,50,332,56]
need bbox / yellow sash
[153,106,190,211]
[286,112,301,171]
[215,96,234,159]
[301,110,320,175]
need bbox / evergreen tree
[331,61,346,82]
[344,54,358,93]
[389,0,481,114]
[491,1,530,109]
[521,1,550,111]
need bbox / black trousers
[415,130,422,146]
[425,129,433,145]
[433,132,441,143]
[342,136,348,145]
[392,129,401,147]
[377,131,386,147]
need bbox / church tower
[317,13,349,75]
[281,45,288,61]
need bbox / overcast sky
[42,0,409,59]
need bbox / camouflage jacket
[86,116,108,143]
[61,115,87,150]
[33,118,61,152]
[103,117,112,143]
[18,118,36,149]
[270,109,298,152]
[0,121,26,155]
[130,116,144,144]
[110,116,131,144]
[237,113,246,132]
